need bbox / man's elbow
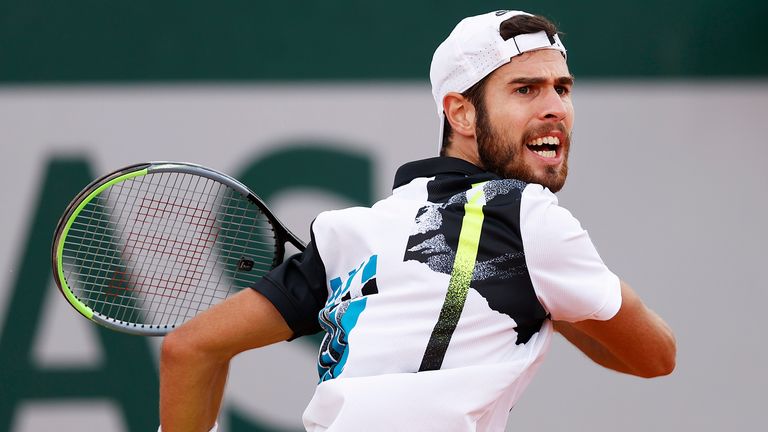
[636,336,677,378]
[160,325,218,368]
[161,329,196,367]
[636,357,675,378]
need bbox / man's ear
[443,92,476,138]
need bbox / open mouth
[526,136,560,158]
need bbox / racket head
[51,162,304,336]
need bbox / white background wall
[1,81,766,430]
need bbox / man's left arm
[553,279,676,378]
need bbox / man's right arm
[159,288,293,432]
[159,235,329,432]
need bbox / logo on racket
[237,257,255,272]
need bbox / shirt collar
[393,157,486,189]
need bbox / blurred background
[1,1,766,430]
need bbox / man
[160,10,676,432]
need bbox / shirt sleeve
[250,228,328,339]
[520,185,621,322]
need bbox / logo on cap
[495,10,510,16]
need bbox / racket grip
[157,422,218,432]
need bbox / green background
[1,0,766,83]
[1,1,767,430]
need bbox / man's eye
[516,87,530,95]
[555,86,570,95]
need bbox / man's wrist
[158,422,218,432]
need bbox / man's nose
[538,88,568,121]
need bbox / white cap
[430,10,567,149]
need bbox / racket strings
[138,172,198,327]
[61,171,279,328]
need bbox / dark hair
[440,14,562,155]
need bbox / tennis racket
[51,161,305,336]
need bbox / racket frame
[51,161,305,336]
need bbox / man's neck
[444,138,483,169]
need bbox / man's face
[475,49,574,192]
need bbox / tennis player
[159,10,676,432]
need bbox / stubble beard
[476,109,570,193]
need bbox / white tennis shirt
[253,157,621,431]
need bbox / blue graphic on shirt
[318,255,379,382]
